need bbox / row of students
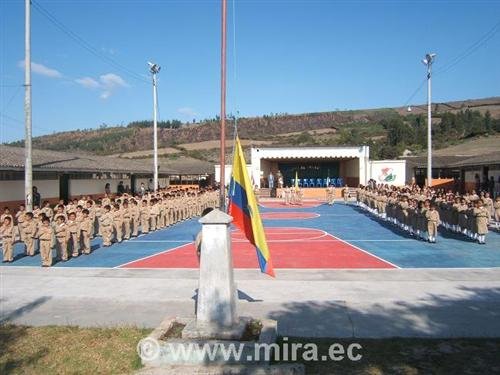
[356,185,497,244]
[1,187,219,265]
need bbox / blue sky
[1,0,499,143]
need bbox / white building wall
[369,160,407,186]
[214,165,253,186]
[69,178,131,196]
[0,179,59,202]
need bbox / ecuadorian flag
[228,137,275,277]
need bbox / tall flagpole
[25,0,33,211]
[219,0,227,210]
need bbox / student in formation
[112,203,123,243]
[473,199,489,245]
[495,196,500,230]
[54,215,69,262]
[130,199,140,237]
[100,205,113,247]
[1,216,16,263]
[67,212,80,257]
[122,200,132,240]
[15,204,26,242]
[140,200,150,234]
[80,209,93,254]
[342,185,350,203]
[38,217,54,267]
[22,212,38,256]
[284,186,291,205]
[425,203,440,243]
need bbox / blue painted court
[2,202,500,269]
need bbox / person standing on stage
[268,172,274,189]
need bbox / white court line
[115,243,192,268]
[327,233,401,269]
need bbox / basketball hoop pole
[219,0,227,210]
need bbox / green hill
[6,97,500,162]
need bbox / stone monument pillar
[182,209,245,339]
[197,209,236,326]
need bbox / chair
[337,177,344,187]
[290,178,295,187]
[317,178,323,187]
[302,179,309,188]
[309,178,315,187]
[323,178,328,187]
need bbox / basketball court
[2,200,500,270]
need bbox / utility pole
[422,53,436,188]
[148,62,160,193]
[24,0,33,211]
[219,0,227,210]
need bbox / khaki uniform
[1,223,16,262]
[473,207,489,235]
[54,223,69,261]
[100,211,113,246]
[426,209,440,240]
[16,211,26,241]
[149,203,158,229]
[67,219,80,257]
[495,201,500,223]
[22,220,38,256]
[112,209,124,242]
[140,205,150,234]
[130,204,140,236]
[80,216,93,254]
[38,225,54,266]
[122,207,131,239]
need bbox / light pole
[25,0,33,211]
[148,62,160,193]
[422,53,436,188]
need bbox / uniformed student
[41,201,53,222]
[1,216,16,263]
[100,205,113,247]
[122,200,132,240]
[426,203,440,243]
[473,200,489,244]
[54,215,69,262]
[342,185,350,203]
[80,209,93,254]
[15,204,26,242]
[130,199,140,237]
[494,196,500,230]
[67,212,80,257]
[112,203,124,243]
[38,217,54,267]
[1,207,14,228]
[22,212,38,256]
[140,200,150,234]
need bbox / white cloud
[75,73,128,99]
[18,60,62,78]
[100,91,111,99]
[75,77,100,89]
[177,107,197,119]
[100,73,128,89]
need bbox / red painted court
[259,200,323,209]
[121,227,396,269]
[261,212,319,220]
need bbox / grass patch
[274,337,500,374]
[2,325,500,374]
[0,324,151,375]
